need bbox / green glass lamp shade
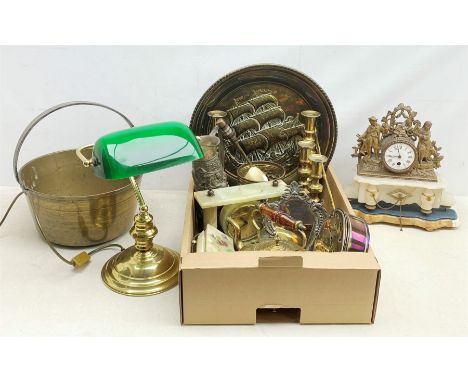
[91,121,203,180]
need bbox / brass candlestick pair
[298,110,328,203]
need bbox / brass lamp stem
[130,176,147,211]
[128,176,158,253]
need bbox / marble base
[353,173,455,215]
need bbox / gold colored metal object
[296,110,335,209]
[207,110,227,134]
[19,148,138,247]
[276,181,329,250]
[192,135,228,191]
[307,153,328,203]
[298,110,320,189]
[297,140,313,191]
[260,222,306,248]
[190,65,338,185]
[352,103,443,181]
[101,177,179,296]
[220,202,261,244]
[71,252,91,267]
[229,204,307,251]
[7,101,139,268]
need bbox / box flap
[181,250,380,270]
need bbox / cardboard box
[179,167,380,324]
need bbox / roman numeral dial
[383,142,416,173]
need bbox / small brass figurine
[352,103,443,181]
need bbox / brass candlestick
[297,140,314,191]
[307,153,328,203]
[207,110,227,134]
[301,110,321,143]
[298,110,321,189]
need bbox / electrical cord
[0,191,24,226]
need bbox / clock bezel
[381,135,417,174]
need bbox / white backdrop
[1,46,467,195]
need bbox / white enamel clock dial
[383,142,416,173]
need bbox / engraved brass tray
[190,64,338,185]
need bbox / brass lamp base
[101,244,179,296]
[101,185,180,297]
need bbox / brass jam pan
[190,64,338,185]
[18,148,139,247]
[13,101,139,248]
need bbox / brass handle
[13,101,134,185]
[226,217,243,250]
[76,144,95,167]
[257,202,306,231]
[298,228,307,250]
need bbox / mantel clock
[350,104,458,231]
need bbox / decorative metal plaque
[190,65,338,185]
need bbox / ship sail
[227,103,255,122]
[232,118,261,136]
[240,125,305,154]
[253,106,285,127]
[247,94,278,111]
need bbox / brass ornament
[192,135,228,191]
[306,153,328,202]
[298,110,320,190]
[352,103,443,181]
[277,181,329,250]
[220,202,262,247]
[228,202,307,251]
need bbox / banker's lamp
[77,121,203,296]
